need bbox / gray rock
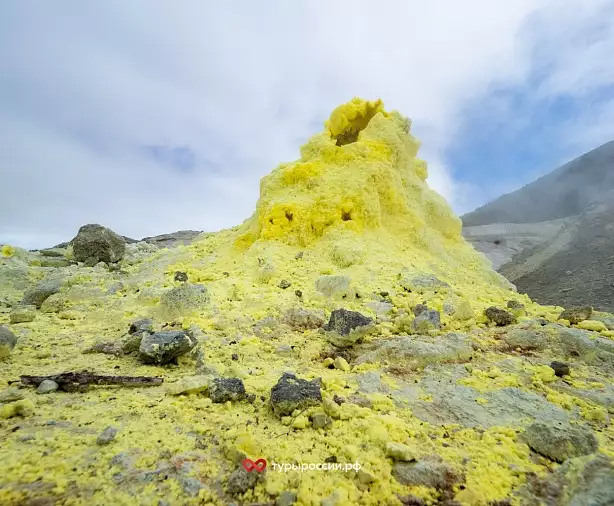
[550,361,571,377]
[22,278,62,308]
[178,476,203,497]
[555,326,614,366]
[96,426,119,445]
[0,386,24,402]
[563,455,614,506]
[484,306,515,326]
[276,490,297,506]
[323,309,373,347]
[355,333,472,369]
[226,465,263,495]
[282,307,326,330]
[503,329,549,350]
[129,318,155,335]
[559,306,593,324]
[412,303,428,316]
[10,305,37,323]
[523,420,598,462]
[208,378,247,403]
[315,275,351,298]
[72,224,126,264]
[412,310,441,333]
[36,380,59,394]
[158,284,209,319]
[138,331,195,365]
[0,325,18,357]
[141,230,202,248]
[399,272,450,293]
[40,293,65,313]
[270,373,322,417]
[392,456,459,489]
[412,384,569,429]
[366,301,394,316]
[278,279,291,289]
[276,344,293,356]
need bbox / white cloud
[0,0,612,248]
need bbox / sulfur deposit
[1,98,614,506]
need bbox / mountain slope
[462,140,614,226]
[462,141,614,312]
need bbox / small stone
[129,318,155,334]
[278,279,291,289]
[40,293,65,313]
[270,373,322,417]
[295,290,303,298]
[10,305,37,324]
[399,272,450,293]
[173,271,188,282]
[72,224,126,263]
[484,306,516,326]
[275,344,293,356]
[158,283,210,319]
[333,357,351,372]
[558,306,593,325]
[282,307,326,330]
[277,490,297,506]
[311,412,333,429]
[323,309,374,347]
[231,353,239,361]
[138,331,195,365]
[323,357,334,367]
[523,420,598,462]
[413,304,428,316]
[226,465,263,496]
[36,380,59,394]
[21,278,62,308]
[0,325,18,358]
[549,361,570,377]
[392,456,459,489]
[96,426,118,445]
[386,442,417,462]
[295,251,304,260]
[315,275,351,298]
[412,309,441,333]
[208,378,247,403]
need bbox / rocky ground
[1,99,614,506]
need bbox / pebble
[549,361,570,377]
[36,380,59,394]
[96,426,118,445]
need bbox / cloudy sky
[1,1,613,249]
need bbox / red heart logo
[242,458,267,473]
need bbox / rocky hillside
[462,141,614,313]
[1,99,614,506]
